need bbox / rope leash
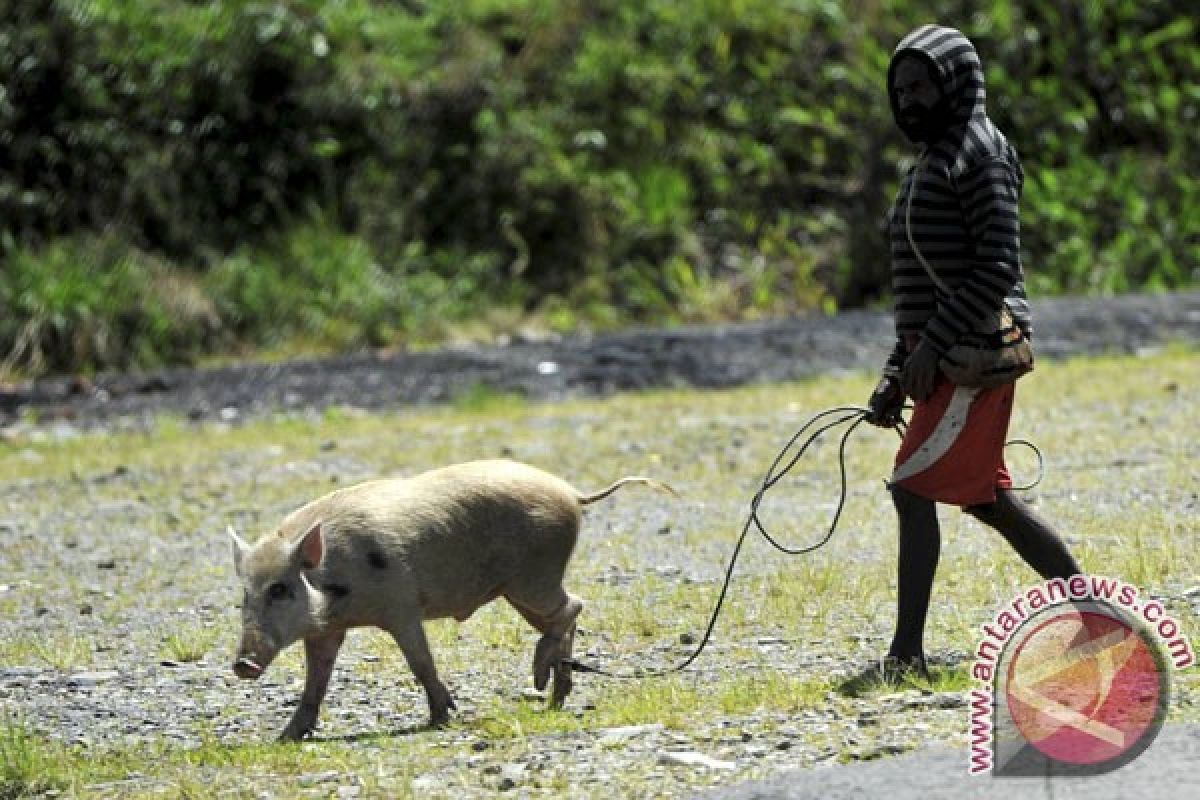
[565,405,1045,678]
[1003,438,1045,492]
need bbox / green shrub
[0,0,363,255]
[0,717,66,799]
[206,220,398,350]
[1,0,1195,375]
[0,236,218,376]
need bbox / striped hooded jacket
[884,25,1031,375]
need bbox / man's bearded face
[892,56,949,144]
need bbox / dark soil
[3,292,1198,430]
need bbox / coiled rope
[566,405,1044,678]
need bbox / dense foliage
[1,0,1196,375]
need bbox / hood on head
[888,25,986,133]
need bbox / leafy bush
[207,220,396,351]
[0,236,219,374]
[0,0,1195,376]
[205,218,526,352]
[0,0,361,255]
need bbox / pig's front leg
[279,631,346,741]
[389,620,456,727]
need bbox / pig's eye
[267,582,291,602]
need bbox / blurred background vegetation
[1,0,1196,377]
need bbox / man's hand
[866,374,905,427]
[901,339,940,402]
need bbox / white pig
[228,459,672,740]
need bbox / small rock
[67,670,121,687]
[658,751,736,771]
[598,723,665,745]
[933,692,967,709]
[851,743,911,761]
[411,776,438,793]
[1,667,39,681]
[97,559,117,570]
[297,771,340,787]
[679,632,697,646]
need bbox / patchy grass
[160,624,221,665]
[449,382,530,414]
[0,349,1197,798]
[0,631,96,672]
[1,717,72,798]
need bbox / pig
[228,458,673,740]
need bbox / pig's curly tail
[577,477,678,506]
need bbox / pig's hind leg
[279,631,346,741]
[507,588,583,709]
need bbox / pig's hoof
[549,667,573,709]
[533,635,560,691]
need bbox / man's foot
[835,655,930,697]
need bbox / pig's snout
[233,657,265,679]
[234,624,278,679]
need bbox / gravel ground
[1,291,1197,798]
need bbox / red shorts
[890,378,1014,507]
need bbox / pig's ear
[228,526,250,576]
[295,523,325,570]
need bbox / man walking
[861,25,1082,684]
